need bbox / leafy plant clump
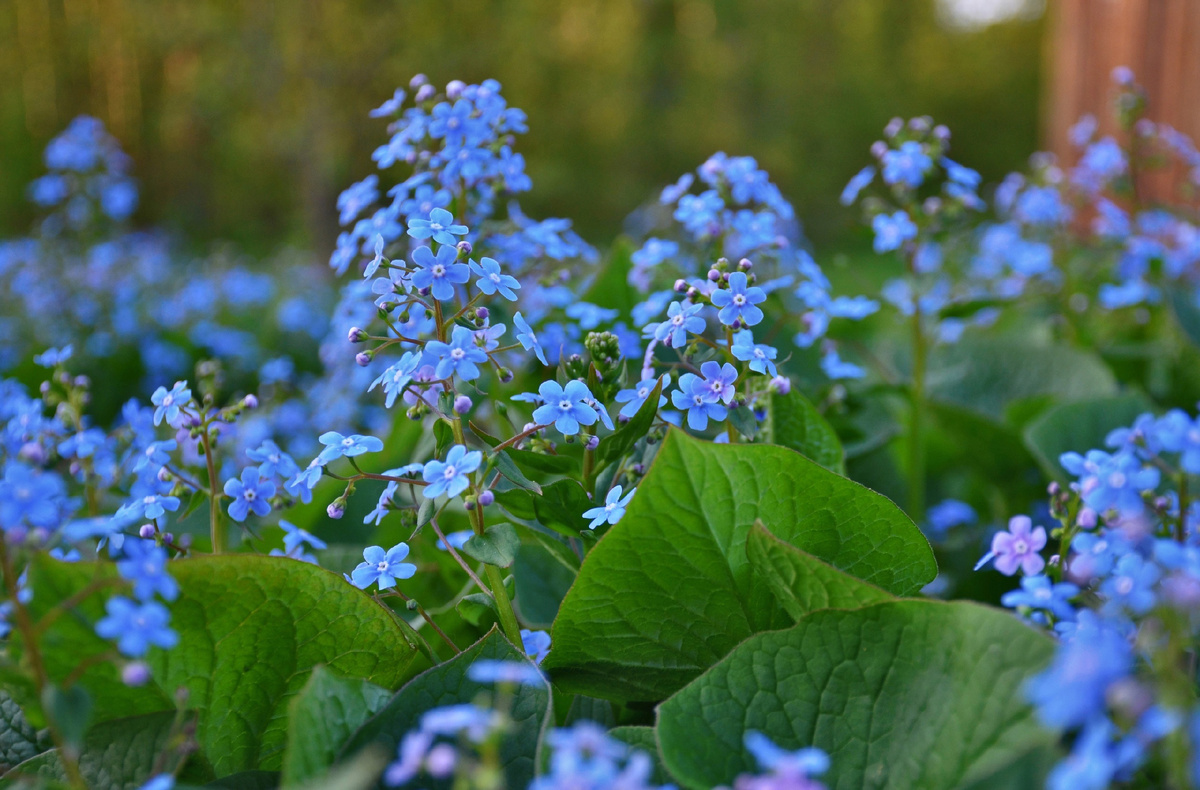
[2,68,1200,789]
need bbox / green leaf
[657,600,1055,790]
[1,712,177,790]
[0,691,43,771]
[280,667,390,786]
[496,479,592,539]
[505,448,577,478]
[339,629,552,789]
[1169,287,1200,349]
[26,555,420,776]
[512,542,576,628]
[433,420,454,458]
[494,452,543,495]
[543,429,935,702]
[746,522,892,621]
[1023,393,1152,481]
[594,380,662,471]
[40,685,90,749]
[460,523,520,568]
[762,390,844,473]
[927,337,1116,420]
[582,236,637,316]
[609,726,674,786]
[456,577,517,628]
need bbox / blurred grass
[1,0,1042,256]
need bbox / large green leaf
[339,628,552,789]
[609,726,674,786]
[745,522,892,621]
[0,712,176,789]
[280,667,390,786]
[513,541,576,629]
[1023,393,1152,480]
[927,337,1116,420]
[26,555,420,778]
[762,390,844,473]
[543,429,935,702]
[657,600,1055,790]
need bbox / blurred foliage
[1,0,1042,255]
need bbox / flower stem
[907,308,926,521]
[200,421,226,553]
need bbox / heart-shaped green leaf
[280,667,390,786]
[762,390,844,473]
[460,523,520,568]
[657,600,1055,790]
[543,429,935,702]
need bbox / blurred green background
[1,0,1044,255]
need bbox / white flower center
[672,315,684,326]
[1116,577,1134,595]
[559,399,572,411]
[489,273,501,283]
[1013,539,1028,554]
[342,437,355,447]
[377,560,390,573]
[442,465,458,481]
[430,222,444,232]
[733,294,746,305]
[162,394,174,406]
[432,264,445,276]
[1108,472,1126,488]
[244,489,256,501]
[451,348,465,360]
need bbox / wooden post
[1045,0,1200,203]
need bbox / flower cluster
[632,154,877,380]
[977,407,1200,788]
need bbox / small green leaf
[41,685,91,749]
[460,523,520,568]
[746,522,892,621]
[494,451,543,494]
[280,667,390,786]
[1023,393,1152,481]
[513,541,577,628]
[594,380,662,471]
[456,577,517,627]
[726,403,758,439]
[505,448,577,477]
[339,629,552,790]
[1169,288,1200,349]
[657,601,1055,790]
[433,420,454,457]
[497,479,592,539]
[762,390,844,473]
[544,429,935,702]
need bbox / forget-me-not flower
[351,543,417,590]
[711,271,766,327]
[406,207,468,246]
[582,485,637,529]
[422,444,482,499]
[410,244,469,301]
[531,380,599,436]
[224,466,275,522]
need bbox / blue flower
[531,380,599,436]
[117,539,178,602]
[134,440,177,475]
[422,444,482,499]
[513,312,547,365]
[0,464,67,528]
[285,460,323,504]
[614,374,670,420]
[337,174,379,224]
[117,492,181,522]
[369,88,405,118]
[521,628,552,664]
[711,271,766,327]
[1060,449,1158,518]
[470,257,520,300]
[840,165,875,205]
[316,432,384,464]
[631,238,678,268]
[1015,185,1071,226]
[370,351,421,408]
[925,499,976,539]
[743,731,829,779]
[1100,553,1160,615]
[425,325,488,381]
[33,345,73,368]
[281,520,327,553]
[363,234,386,278]
[468,659,545,685]
[872,210,917,253]
[1046,719,1120,790]
[410,244,469,301]
[95,597,178,657]
[731,330,778,376]
[137,775,176,790]
[223,466,275,522]
[1026,611,1133,729]
[881,140,931,188]
[650,300,705,348]
[150,381,191,427]
[1000,575,1078,620]
[246,440,300,481]
[350,543,417,590]
[671,372,728,431]
[406,207,468,246]
[582,485,636,529]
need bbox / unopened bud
[456,240,472,255]
[454,395,473,415]
[478,490,495,507]
[355,351,373,367]
[348,326,368,343]
[139,524,156,539]
[327,501,345,520]
[585,435,599,451]
[242,394,258,409]
[122,661,152,687]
